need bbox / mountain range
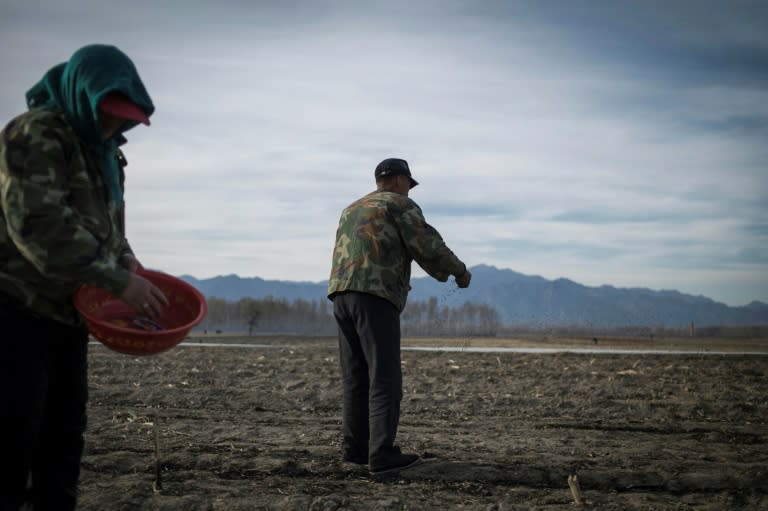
[180,264,768,328]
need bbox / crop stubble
[79,337,768,510]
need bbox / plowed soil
[79,336,768,510]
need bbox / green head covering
[25,44,154,204]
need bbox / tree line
[200,295,501,337]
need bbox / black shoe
[342,453,368,465]
[369,449,421,475]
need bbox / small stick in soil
[567,474,583,506]
[153,416,163,493]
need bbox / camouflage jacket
[0,108,133,324]
[327,190,466,311]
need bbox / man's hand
[455,269,472,288]
[119,273,169,319]
[120,254,143,273]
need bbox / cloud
[1,0,766,306]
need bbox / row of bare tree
[200,295,501,337]
[198,295,768,338]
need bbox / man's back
[328,189,465,311]
[328,190,414,311]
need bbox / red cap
[99,92,151,126]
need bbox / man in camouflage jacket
[0,45,167,510]
[328,158,472,474]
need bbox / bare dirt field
[80,336,768,510]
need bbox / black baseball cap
[374,158,419,188]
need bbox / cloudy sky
[1,0,766,306]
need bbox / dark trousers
[333,291,402,463]
[0,299,88,511]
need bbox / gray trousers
[332,291,402,463]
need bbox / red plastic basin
[74,269,207,355]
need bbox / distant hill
[179,273,324,303]
[179,264,768,328]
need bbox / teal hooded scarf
[25,44,154,204]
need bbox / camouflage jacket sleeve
[0,112,130,296]
[116,148,134,260]
[120,238,134,260]
[395,199,466,282]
